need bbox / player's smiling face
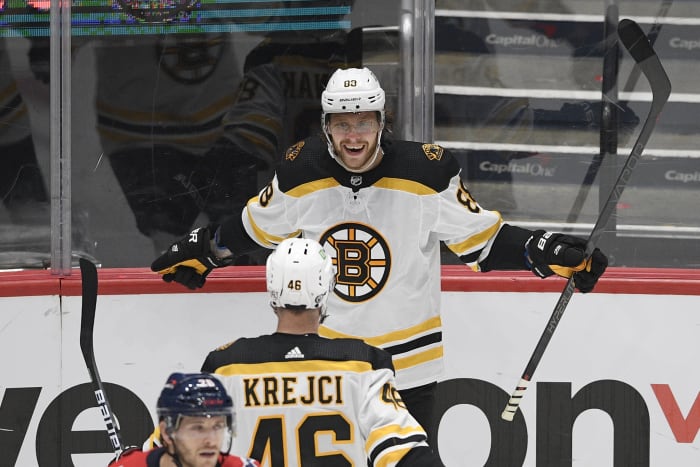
[328,112,381,171]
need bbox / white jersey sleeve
[232,137,506,390]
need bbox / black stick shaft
[501,19,671,422]
[567,0,673,225]
[566,4,619,225]
[79,258,125,457]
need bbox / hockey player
[110,372,259,467]
[150,67,608,442]
[200,237,440,466]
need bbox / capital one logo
[319,222,391,302]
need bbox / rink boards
[1,266,699,466]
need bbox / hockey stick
[501,18,671,422]
[565,4,620,225]
[79,258,125,457]
[621,0,673,94]
[566,0,673,225]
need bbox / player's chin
[196,450,219,465]
[340,148,369,166]
[341,156,370,171]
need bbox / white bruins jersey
[95,34,242,156]
[236,136,504,390]
[201,333,432,467]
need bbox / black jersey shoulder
[201,334,393,373]
[275,135,336,192]
[275,135,462,194]
[379,137,462,193]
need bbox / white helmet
[321,67,386,173]
[266,238,335,318]
[321,67,386,115]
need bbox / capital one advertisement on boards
[1,272,699,466]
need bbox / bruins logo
[214,340,236,351]
[156,33,224,84]
[285,141,305,161]
[319,223,391,303]
[422,144,444,161]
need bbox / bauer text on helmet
[321,67,386,114]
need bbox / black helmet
[156,372,234,433]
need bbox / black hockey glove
[151,225,234,290]
[526,230,608,293]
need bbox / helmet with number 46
[266,238,335,317]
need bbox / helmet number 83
[343,79,357,88]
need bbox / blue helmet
[157,372,235,433]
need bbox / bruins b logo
[285,141,305,161]
[422,144,444,161]
[319,223,391,303]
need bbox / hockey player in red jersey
[110,372,259,467]
[151,67,608,445]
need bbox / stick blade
[618,19,671,110]
[79,258,98,364]
[618,19,654,63]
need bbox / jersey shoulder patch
[421,143,445,161]
[276,136,332,192]
[382,138,461,192]
[214,339,238,352]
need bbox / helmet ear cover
[266,238,335,318]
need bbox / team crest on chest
[285,141,305,161]
[422,143,444,161]
[319,223,391,302]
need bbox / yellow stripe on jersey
[320,316,442,348]
[96,126,223,146]
[97,96,235,124]
[144,425,162,449]
[285,178,340,198]
[393,346,444,371]
[376,447,412,467]
[373,177,438,196]
[445,215,503,257]
[0,82,19,101]
[244,112,284,133]
[0,105,28,127]
[244,197,300,247]
[214,359,373,376]
[238,129,277,154]
[367,425,424,466]
[365,424,424,451]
